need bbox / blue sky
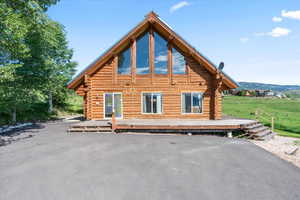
[47,0,300,85]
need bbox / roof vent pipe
[218,62,224,71]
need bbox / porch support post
[210,71,223,120]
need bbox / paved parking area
[0,121,299,200]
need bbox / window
[136,32,150,74]
[142,93,162,114]
[104,93,122,118]
[154,32,168,74]
[172,47,186,74]
[181,92,203,113]
[118,47,131,74]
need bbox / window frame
[153,32,169,75]
[136,31,151,75]
[103,92,123,119]
[181,92,204,114]
[117,46,132,75]
[116,29,189,77]
[141,92,163,114]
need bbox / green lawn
[223,96,300,137]
[274,129,300,138]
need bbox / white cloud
[281,10,300,20]
[170,1,190,13]
[254,27,291,38]
[268,27,291,37]
[272,16,282,22]
[240,37,249,43]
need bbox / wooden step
[247,126,269,134]
[71,125,111,129]
[240,121,259,129]
[252,129,272,138]
[68,129,85,132]
[68,127,112,133]
[257,132,277,141]
[244,123,263,130]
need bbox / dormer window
[154,32,168,74]
[118,46,131,74]
[136,32,150,74]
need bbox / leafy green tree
[0,0,76,123]
[21,20,77,113]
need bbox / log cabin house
[67,12,239,122]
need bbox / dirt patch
[252,136,300,168]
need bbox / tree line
[0,0,77,124]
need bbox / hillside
[238,82,300,92]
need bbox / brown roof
[67,11,238,89]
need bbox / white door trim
[103,92,123,119]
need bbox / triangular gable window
[172,47,186,74]
[118,46,131,74]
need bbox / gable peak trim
[145,11,159,19]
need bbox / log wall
[81,51,222,120]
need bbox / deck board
[70,119,257,132]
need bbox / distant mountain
[237,82,300,92]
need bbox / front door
[104,93,122,119]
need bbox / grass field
[223,96,300,138]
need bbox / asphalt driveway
[0,121,299,200]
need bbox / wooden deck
[69,119,257,133]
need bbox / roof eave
[67,16,151,89]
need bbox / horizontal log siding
[87,53,220,120]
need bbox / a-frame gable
[67,11,238,89]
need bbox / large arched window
[118,46,131,74]
[154,32,168,74]
[136,32,150,74]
